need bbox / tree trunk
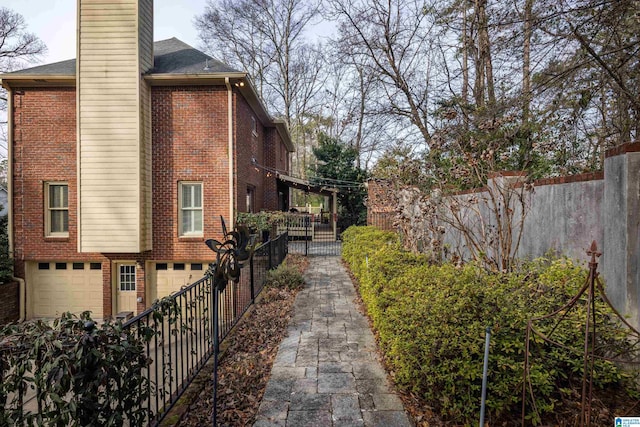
[522,0,533,121]
[473,0,485,107]
[354,67,366,169]
[462,4,469,106]
[477,0,495,105]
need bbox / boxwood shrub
[343,226,639,424]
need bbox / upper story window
[179,182,203,236]
[45,182,68,237]
[251,116,258,137]
[246,186,255,213]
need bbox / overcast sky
[4,0,208,65]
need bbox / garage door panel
[29,262,103,319]
[155,265,199,300]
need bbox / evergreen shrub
[342,226,640,424]
[0,312,153,426]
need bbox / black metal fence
[123,233,288,425]
[278,213,342,256]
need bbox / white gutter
[225,77,234,229]
[144,72,247,82]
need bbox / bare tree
[0,7,47,164]
[316,48,399,170]
[0,8,46,73]
[328,0,439,149]
[195,0,321,122]
[195,0,325,178]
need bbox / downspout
[14,277,25,321]
[225,77,234,229]
[4,84,25,321]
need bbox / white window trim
[179,181,204,237]
[251,116,258,137]
[246,185,255,213]
[118,264,136,292]
[44,182,69,238]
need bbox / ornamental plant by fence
[342,226,640,425]
[0,232,288,426]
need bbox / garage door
[153,262,205,301]
[28,261,103,319]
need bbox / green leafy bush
[265,260,305,290]
[0,216,13,284]
[0,312,153,426]
[236,211,285,232]
[342,226,640,425]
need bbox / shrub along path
[253,256,412,427]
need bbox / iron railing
[278,213,342,256]
[123,233,288,425]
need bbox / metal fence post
[212,281,220,427]
[268,239,273,269]
[250,256,255,302]
[305,215,309,256]
[480,326,491,427]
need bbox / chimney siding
[77,0,153,253]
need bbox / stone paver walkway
[254,257,413,427]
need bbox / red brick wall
[234,93,265,212]
[10,84,283,317]
[263,129,277,210]
[150,86,230,258]
[11,88,89,272]
[366,179,397,231]
[0,282,19,324]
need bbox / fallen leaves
[177,255,308,427]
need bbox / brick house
[0,0,293,320]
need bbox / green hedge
[343,226,639,424]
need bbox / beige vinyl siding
[140,81,152,248]
[139,0,154,249]
[138,0,153,72]
[77,0,153,253]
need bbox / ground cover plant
[342,226,640,426]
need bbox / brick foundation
[0,282,19,325]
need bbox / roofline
[277,173,339,195]
[274,120,295,153]
[0,75,75,88]
[236,77,295,153]
[144,72,248,84]
[0,72,295,151]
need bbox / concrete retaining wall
[367,142,640,328]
